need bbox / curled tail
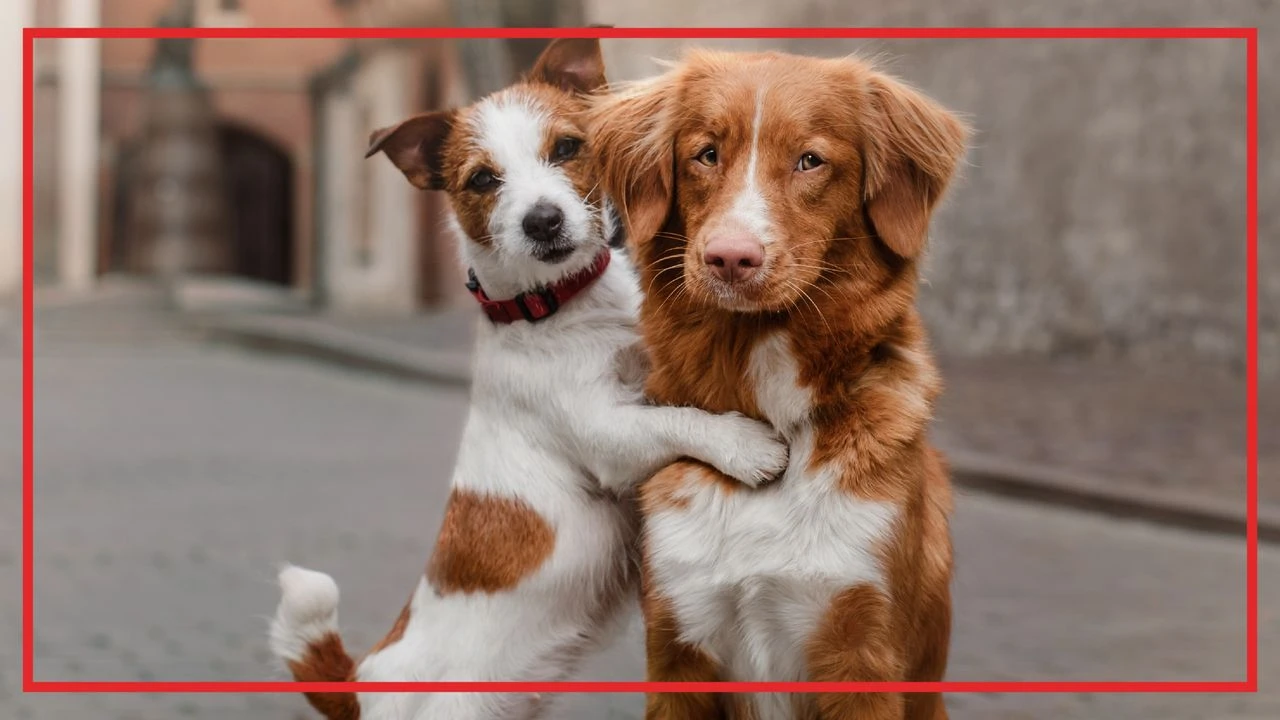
[270,565,361,720]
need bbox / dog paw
[711,412,790,488]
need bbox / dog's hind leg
[642,591,727,720]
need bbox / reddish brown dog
[589,49,968,720]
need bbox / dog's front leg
[575,404,788,493]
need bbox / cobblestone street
[2,311,1274,719]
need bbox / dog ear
[861,72,969,259]
[588,77,676,256]
[529,38,607,96]
[365,110,456,191]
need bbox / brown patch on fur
[590,49,964,716]
[639,462,696,511]
[640,459,744,513]
[286,632,360,720]
[427,489,556,594]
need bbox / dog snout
[703,235,765,283]
[522,201,565,244]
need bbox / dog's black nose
[522,202,564,243]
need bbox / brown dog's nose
[703,236,764,283]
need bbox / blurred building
[309,1,462,311]
[26,0,484,312]
[14,0,1275,376]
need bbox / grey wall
[585,0,1275,376]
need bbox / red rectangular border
[22,25,1259,696]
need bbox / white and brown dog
[268,38,788,720]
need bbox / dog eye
[695,146,718,167]
[552,137,582,163]
[797,152,825,171]
[468,168,499,191]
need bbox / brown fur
[427,489,557,594]
[589,50,967,719]
[287,633,361,720]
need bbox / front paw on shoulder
[717,413,790,488]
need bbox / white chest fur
[644,331,900,713]
[747,331,811,433]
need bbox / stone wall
[584,0,1276,376]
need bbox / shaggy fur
[589,49,968,720]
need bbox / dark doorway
[218,123,295,285]
[109,122,295,285]
[108,139,141,273]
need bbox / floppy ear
[588,77,676,255]
[861,72,969,259]
[529,37,607,95]
[365,110,455,190]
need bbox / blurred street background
[2,1,1277,718]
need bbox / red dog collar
[466,249,612,324]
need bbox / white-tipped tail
[270,564,341,664]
